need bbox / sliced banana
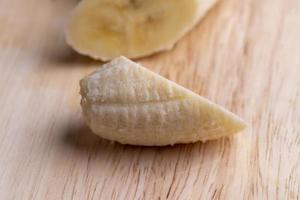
[80,57,246,146]
[66,0,218,60]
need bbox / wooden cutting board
[1,0,299,199]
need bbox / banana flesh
[80,57,247,146]
[66,0,218,60]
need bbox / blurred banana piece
[80,57,246,146]
[66,0,218,60]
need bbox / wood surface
[0,0,300,199]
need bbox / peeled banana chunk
[66,0,219,60]
[80,57,246,146]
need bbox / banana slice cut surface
[66,0,218,60]
[80,57,246,146]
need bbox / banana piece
[80,57,247,146]
[66,0,218,61]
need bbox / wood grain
[0,0,300,199]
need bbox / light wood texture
[0,0,299,199]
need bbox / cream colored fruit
[66,0,218,61]
[80,57,246,146]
